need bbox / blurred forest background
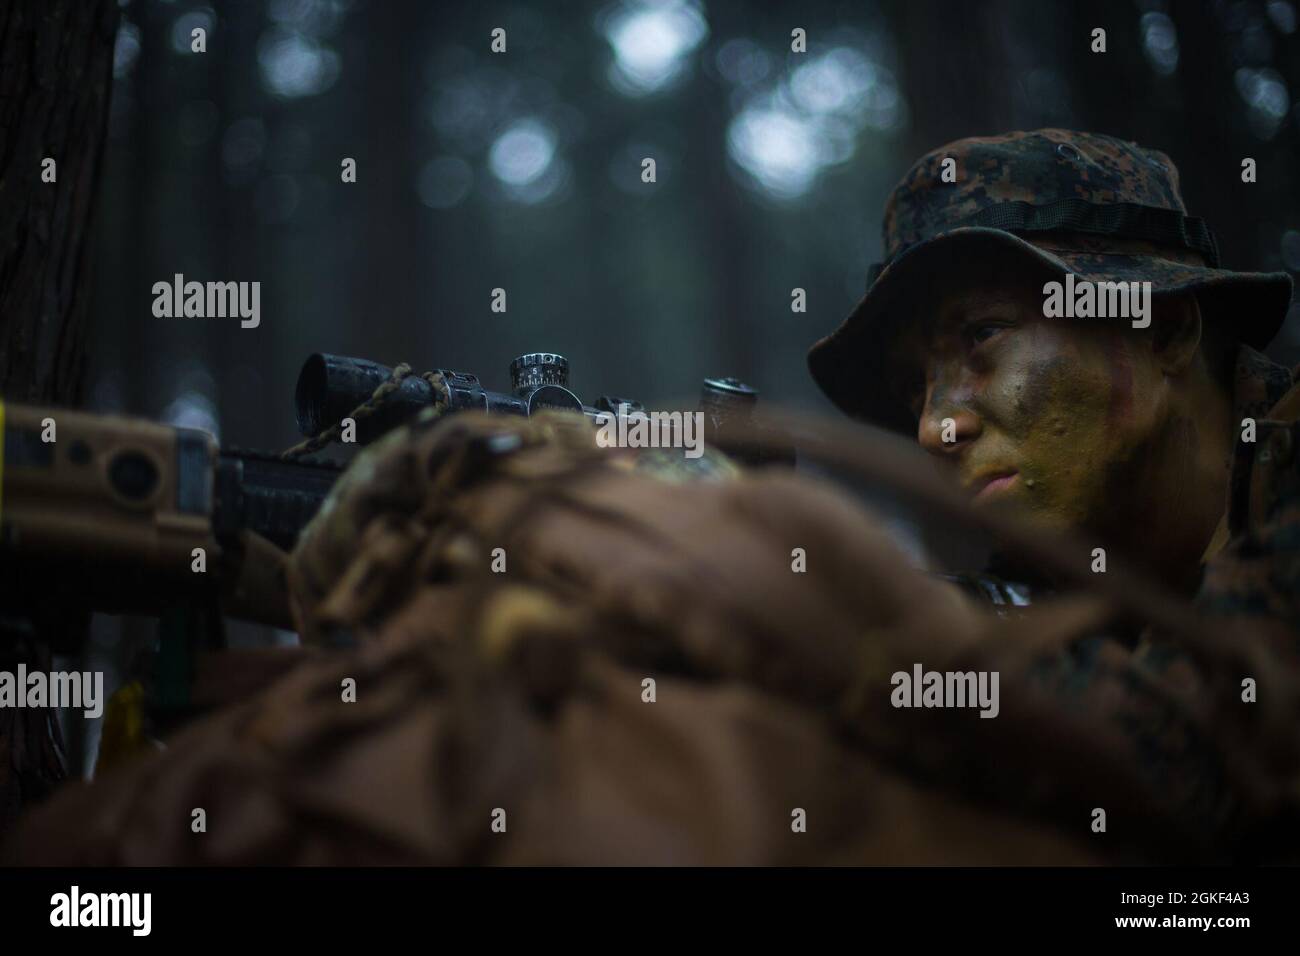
[88,0,1300,450]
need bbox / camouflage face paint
[1102,332,1135,428]
[907,281,1163,540]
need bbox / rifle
[2,351,767,616]
[1,351,773,724]
[0,401,339,632]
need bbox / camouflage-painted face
[889,257,1165,529]
[887,249,1237,590]
[808,128,1293,437]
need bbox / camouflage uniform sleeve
[974,370,1300,854]
[1200,375,1300,636]
[1067,372,1300,852]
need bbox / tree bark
[0,0,118,840]
[0,0,118,404]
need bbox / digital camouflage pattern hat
[807,128,1295,435]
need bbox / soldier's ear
[1150,293,1203,377]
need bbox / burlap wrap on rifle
[8,411,1291,864]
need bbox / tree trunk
[0,0,118,404]
[0,0,118,839]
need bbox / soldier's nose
[918,405,980,456]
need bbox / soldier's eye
[964,322,1009,348]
